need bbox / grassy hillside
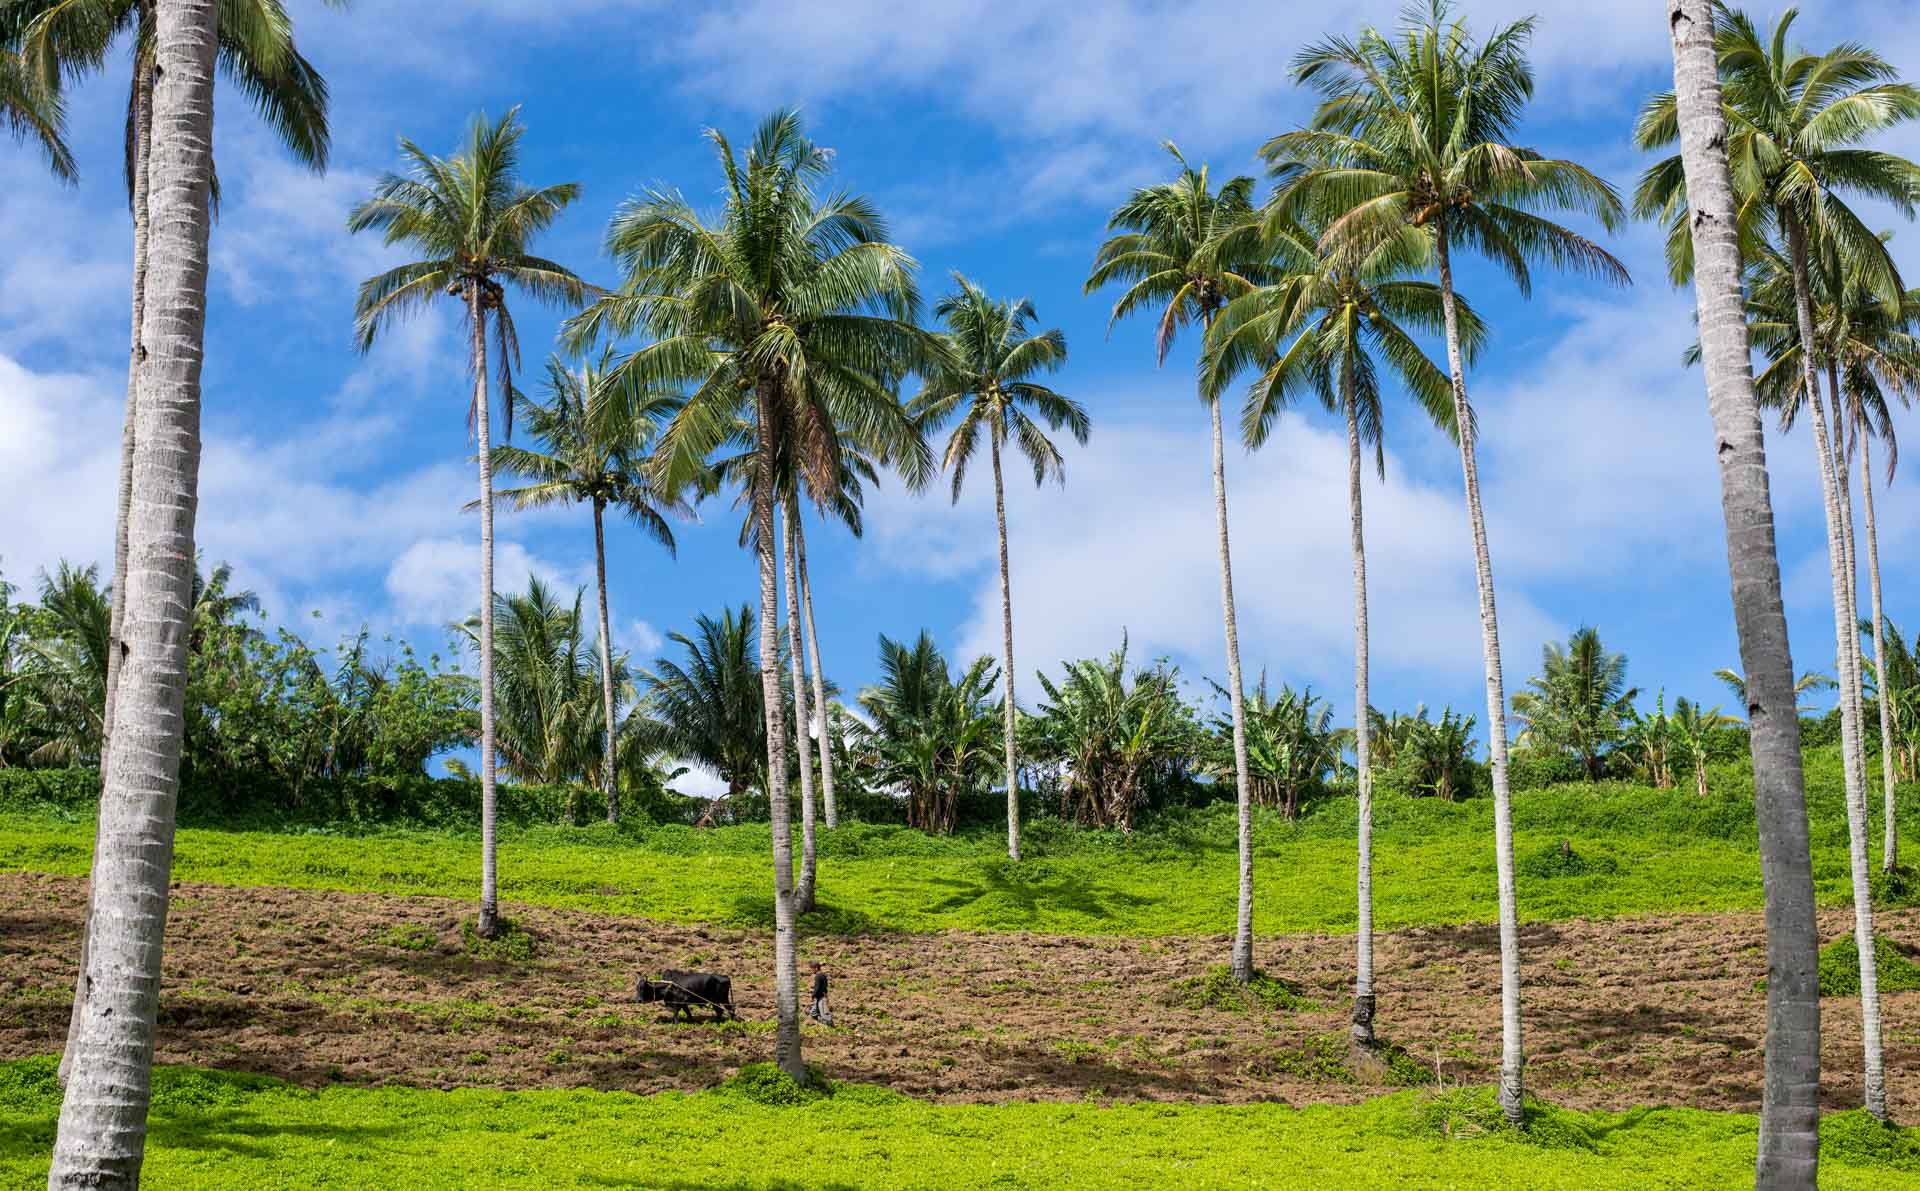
[1,752,1909,936]
[0,1059,1914,1190]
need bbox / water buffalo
[636,969,737,1022]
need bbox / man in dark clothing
[808,961,833,1026]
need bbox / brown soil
[2,872,1914,1113]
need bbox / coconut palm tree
[1200,210,1471,1047]
[1672,697,1736,799]
[0,41,72,178]
[347,108,588,939]
[10,0,341,782]
[1086,143,1269,984]
[566,109,932,1083]
[1268,0,1627,1120]
[854,631,1001,835]
[912,273,1088,862]
[1712,666,1834,710]
[483,351,686,823]
[1510,627,1639,782]
[48,0,216,1180]
[636,605,773,812]
[1638,8,1920,1121]
[1663,0,1824,1178]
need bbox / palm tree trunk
[593,497,618,823]
[781,501,818,915]
[991,432,1022,863]
[1785,216,1885,1123]
[755,384,803,1083]
[1204,308,1255,986]
[472,287,501,940]
[1434,218,1523,1124]
[61,44,156,1093]
[791,512,837,830]
[1862,432,1898,873]
[1344,378,1376,1050]
[49,1,216,1179]
[1668,14,1822,1174]
[1830,366,1871,834]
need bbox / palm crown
[566,108,934,504]
[0,40,71,178]
[913,273,1089,502]
[1634,4,1920,299]
[1086,142,1272,365]
[486,351,689,548]
[348,107,590,434]
[1201,214,1477,463]
[1269,0,1627,295]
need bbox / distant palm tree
[1671,697,1736,799]
[485,351,687,823]
[1640,11,1920,1122]
[459,578,630,804]
[913,273,1088,862]
[48,1,218,1178]
[1712,667,1835,711]
[1086,143,1269,985]
[348,108,589,939]
[1663,0,1825,1176]
[636,606,774,813]
[567,110,932,1082]
[1511,627,1638,782]
[1201,210,1474,1048]
[1270,0,1627,1119]
[854,631,1000,835]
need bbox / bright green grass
[0,1059,1914,1190]
[2,754,1908,937]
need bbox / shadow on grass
[584,1180,857,1190]
[148,1113,408,1162]
[915,861,1159,928]
[724,895,892,937]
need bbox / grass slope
[0,759,1908,936]
[1,1059,1914,1190]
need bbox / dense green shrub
[1508,749,1585,791]
[1871,864,1919,909]
[1818,935,1920,997]
[720,1063,834,1105]
[1518,840,1622,880]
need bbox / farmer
[808,961,834,1026]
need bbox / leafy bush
[1821,1109,1920,1173]
[719,1063,834,1106]
[1414,1087,1599,1151]
[0,769,98,816]
[461,918,537,963]
[1508,749,1585,792]
[1518,841,1622,880]
[1818,935,1920,997]
[1870,864,1918,909]
[1180,965,1316,1014]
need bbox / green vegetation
[1181,965,1316,1013]
[1,754,1908,938]
[1818,935,1920,997]
[0,1058,1913,1190]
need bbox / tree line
[5,0,1918,1184]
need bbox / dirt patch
[1,872,1913,1113]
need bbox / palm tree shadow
[147,1114,408,1162]
[916,862,1158,927]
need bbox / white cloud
[0,354,122,584]
[625,617,666,657]
[663,760,728,800]
[384,536,583,628]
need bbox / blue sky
[4,0,1917,794]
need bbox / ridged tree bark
[756,385,803,1083]
[1434,218,1523,1122]
[1208,312,1255,985]
[1344,371,1375,1050]
[61,38,156,1093]
[791,512,837,830]
[593,496,619,822]
[48,0,216,1181]
[781,501,818,915]
[472,281,502,939]
[1786,217,1885,1122]
[1862,431,1897,873]
[990,431,1022,862]
[1668,4,1822,1182]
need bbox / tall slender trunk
[755,384,803,1083]
[593,497,618,823]
[1862,432,1897,873]
[1830,365,1870,829]
[1434,218,1523,1123]
[991,431,1022,862]
[1669,11,1822,1177]
[49,1,216,1180]
[791,512,836,830]
[1206,307,1255,986]
[472,286,501,939]
[1785,216,1885,1122]
[62,44,156,1092]
[781,500,817,915]
[1344,375,1375,1050]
